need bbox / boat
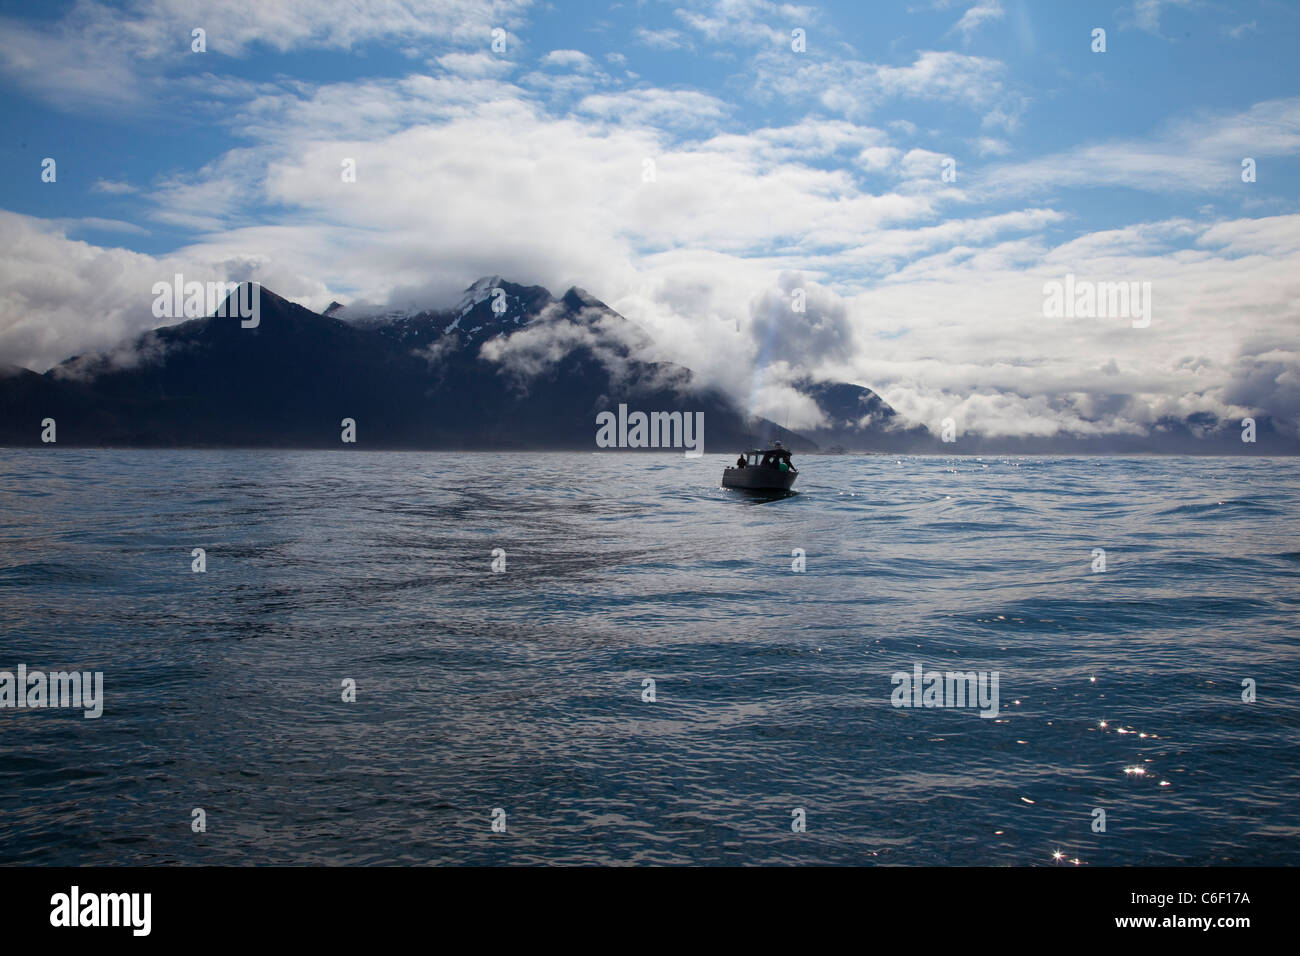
[722,441,799,491]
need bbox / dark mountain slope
[0,282,806,450]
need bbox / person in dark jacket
[736,455,746,468]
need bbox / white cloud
[1222,20,1257,39]
[748,49,1020,126]
[634,27,692,51]
[58,217,151,236]
[90,179,138,195]
[673,0,815,46]
[541,49,597,71]
[971,136,1010,156]
[600,213,1300,439]
[574,89,729,129]
[0,0,535,109]
[978,97,1300,197]
[1125,0,1198,37]
[0,211,220,371]
[948,2,1005,43]
[436,51,516,78]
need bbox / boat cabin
[737,442,796,472]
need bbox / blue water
[0,451,1297,865]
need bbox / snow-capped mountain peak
[456,275,506,316]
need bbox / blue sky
[1,0,1297,439]
[5,0,1297,254]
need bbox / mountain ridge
[0,279,838,450]
[0,279,1287,453]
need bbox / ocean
[1,450,1297,865]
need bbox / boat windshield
[742,450,795,468]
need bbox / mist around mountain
[0,279,1288,454]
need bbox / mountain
[0,280,820,451]
[792,379,930,451]
[4,278,1279,453]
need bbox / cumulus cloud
[0,212,181,371]
[749,272,854,369]
[541,49,597,71]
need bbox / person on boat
[736,454,746,468]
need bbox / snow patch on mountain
[457,275,504,316]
